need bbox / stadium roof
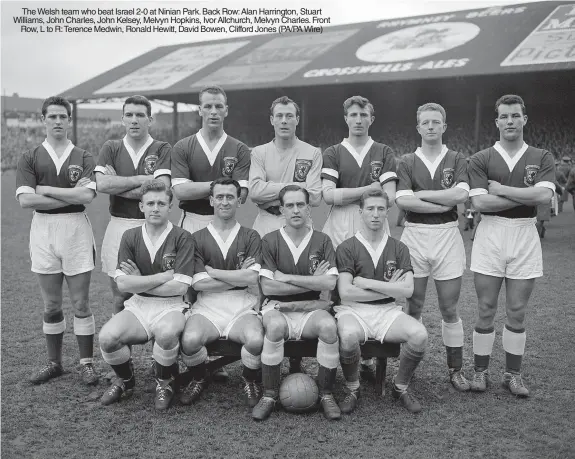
[61,1,575,101]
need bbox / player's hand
[162,269,175,281]
[241,257,256,269]
[103,165,117,176]
[488,180,504,196]
[120,259,141,276]
[313,260,331,276]
[205,265,214,275]
[75,177,92,188]
[388,269,406,283]
[353,276,369,289]
[368,181,382,191]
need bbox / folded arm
[172,181,212,201]
[36,186,95,205]
[18,193,69,210]
[207,268,259,287]
[495,185,553,206]
[353,272,414,299]
[415,187,469,207]
[322,180,374,206]
[116,272,172,294]
[337,272,393,303]
[146,280,189,297]
[396,195,452,213]
[260,277,310,296]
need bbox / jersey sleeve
[244,230,262,273]
[15,150,37,198]
[154,142,172,179]
[395,157,414,198]
[81,150,97,191]
[259,235,277,280]
[380,146,398,185]
[191,234,209,286]
[321,146,339,184]
[306,147,323,207]
[95,141,115,175]
[323,235,339,276]
[173,231,194,286]
[232,142,251,189]
[454,152,470,192]
[534,150,557,194]
[336,242,356,277]
[396,241,414,274]
[171,139,192,187]
[114,230,136,280]
[468,152,489,197]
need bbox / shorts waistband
[132,294,186,305]
[110,216,145,223]
[182,211,214,222]
[33,211,87,218]
[404,220,459,229]
[481,215,537,227]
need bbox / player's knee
[243,330,264,355]
[408,324,428,348]
[43,299,63,314]
[264,316,287,341]
[180,329,203,354]
[98,325,120,352]
[317,316,338,343]
[155,328,181,350]
[71,296,91,317]
[338,328,359,351]
[439,302,459,323]
[505,308,526,330]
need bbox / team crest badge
[222,157,238,176]
[162,253,176,271]
[524,165,539,186]
[294,159,312,182]
[236,251,246,270]
[309,253,321,274]
[144,155,158,175]
[441,168,455,189]
[383,260,397,281]
[370,161,383,182]
[67,165,83,185]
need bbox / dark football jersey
[261,229,338,302]
[191,223,261,289]
[396,146,469,224]
[96,138,172,219]
[336,233,413,304]
[469,143,556,218]
[321,139,398,188]
[16,141,96,214]
[171,132,250,215]
[115,222,194,296]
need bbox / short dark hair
[41,96,72,117]
[279,185,309,206]
[359,189,389,209]
[343,96,374,117]
[270,96,300,117]
[495,94,526,116]
[199,85,227,105]
[210,177,241,197]
[141,179,173,203]
[417,102,446,123]
[123,95,152,117]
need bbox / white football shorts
[188,290,259,339]
[101,216,144,277]
[124,294,189,341]
[261,300,325,340]
[400,220,466,281]
[323,204,390,249]
[30,211,95,276]
[179,211,213,235]
[471,215,542,279]
[334,302,404,343]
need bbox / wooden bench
[187,339,400,396]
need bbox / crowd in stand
[2,113,573,171]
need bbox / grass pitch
[2,172,574,459]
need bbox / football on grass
[279,373,319,413]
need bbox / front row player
[179,178,264,408]
[17,96,99,386]
[335,189,428,413]
[99,180,193,410]
[253,185,340,421]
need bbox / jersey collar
[42,139,74,175]
[123,135,154,170]
[355,231,389,270]
[493,141,529,172]
[279,226,313,265]
[414,145,449,178]
[341,137,374,168]
[207,221,241,260]
[142,221,173,264]
[197,130,228,167]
